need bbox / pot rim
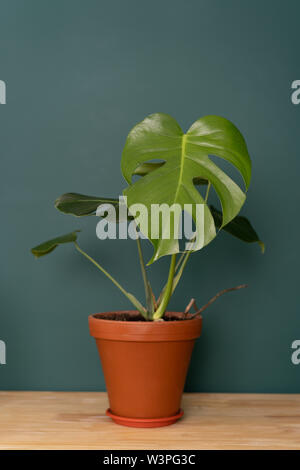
[89,310,202,342]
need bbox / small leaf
[55,193,134,222]
[210,205,264,252]
[31,231,80,258]
[55,193,120,217]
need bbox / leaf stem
[153,254,177,320]
[136,234,154,318]
[171,250,192,294]
[191,284,248,317]
[156,243,193,306]
[74,241,147,318]
[205,182,211,203]
[155,183,212,307]
[175,251,186,272]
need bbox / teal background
[0,0,299,392]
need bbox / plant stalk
[153,254,176,320]
[74,241,147,318]
[136,235,154,318]
[190,284,248,317]
[156,185,211,307]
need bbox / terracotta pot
[89,310,202,428]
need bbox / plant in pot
[31,113,263,428]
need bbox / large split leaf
[31,231,80,257]
[121,113,252,263]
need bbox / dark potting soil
[93,312,195,322]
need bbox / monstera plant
[31,113,263,321]
[31,112,263,427]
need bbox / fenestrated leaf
[210,205,264,252]
[31,231,80,257]
[121,113,252,263]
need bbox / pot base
[106,408,184,428]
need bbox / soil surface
[93,311,196,322]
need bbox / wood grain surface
[0,392,299,450]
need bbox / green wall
[0,0,299,392]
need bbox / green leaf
[55,193,120,217]
[134,162,208,185]
[133,162,165,176]
[31,231,80,257]
[210,205,264,252]
[55,193,135,222]
[121,113,252,263]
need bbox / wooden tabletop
[0,392,299,450]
